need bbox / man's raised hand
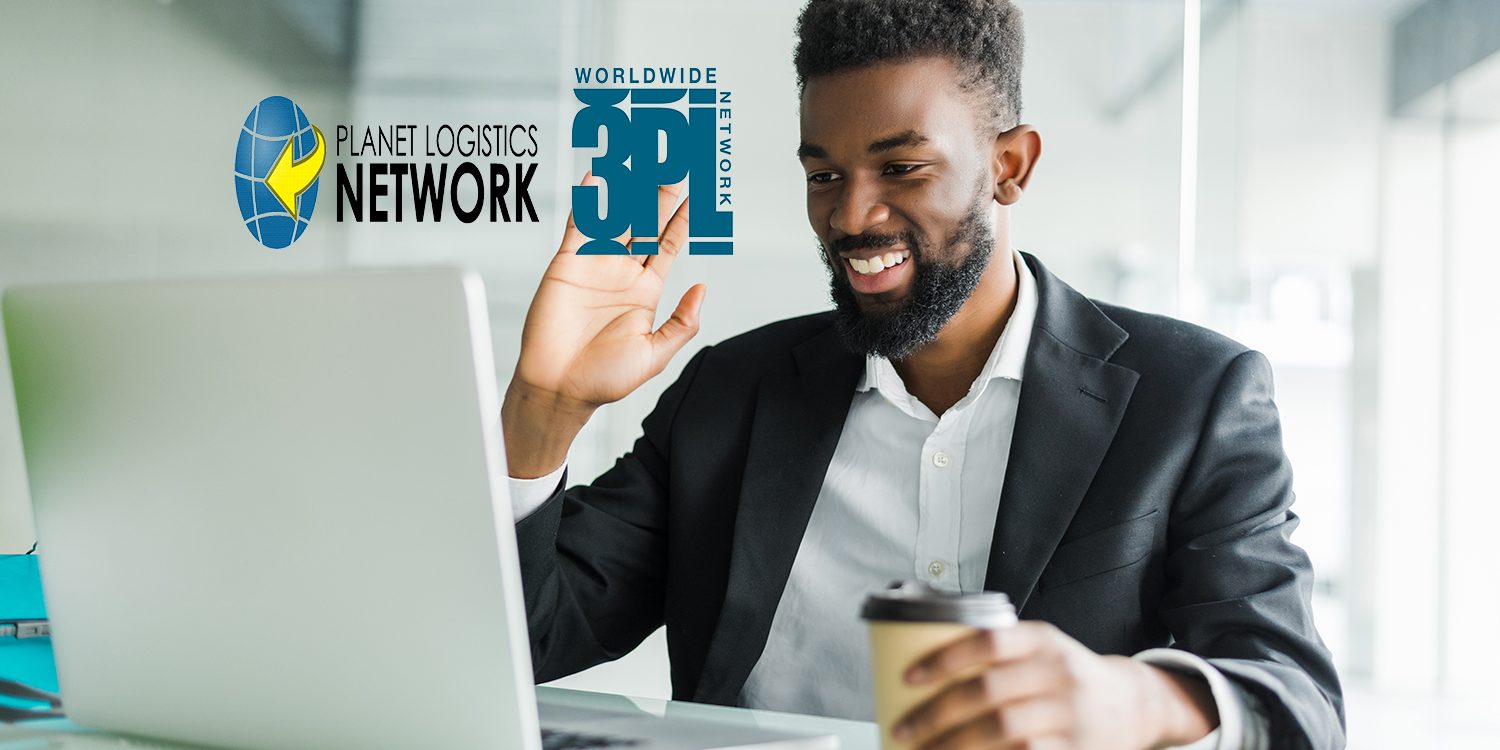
[502,171,705,478]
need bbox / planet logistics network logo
[234,96,327,249]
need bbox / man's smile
[839,248,914,295]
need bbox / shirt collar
[857,247,1037,394]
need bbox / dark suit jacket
[515,252,1345,748]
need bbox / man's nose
[829,177,891,237]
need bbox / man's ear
[992,125,1042,206]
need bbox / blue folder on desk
[0,554,57,696]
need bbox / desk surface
[0,685,880,749]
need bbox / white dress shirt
[510,248,1263,749]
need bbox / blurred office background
[1,0,1496,746]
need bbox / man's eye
[884,164,921,175]
[807,172,839,185]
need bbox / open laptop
[2,270,834,750]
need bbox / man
[501,1,1344,748]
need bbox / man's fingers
[617,229,648,265]
[648,283,707,369]
[625,181,686,265]
[655,180,685,236]
[565,176,686,266]
[913,698,1070,750]
[645,190,691,281]
[894,660,1065,747]
[565,170,647,263]
[558,170,595,255]
[907,623,1053,686]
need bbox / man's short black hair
[794,0,1025,132]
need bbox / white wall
[0,0,352,552]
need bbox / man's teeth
[849,250,911,275]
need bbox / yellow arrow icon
[265,125,326,221]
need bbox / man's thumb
[649,283,707,368]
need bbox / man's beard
[818,195,995,360]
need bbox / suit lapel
[693,326,863,705]
[694,255,1141,702]
[983,254,1139,613]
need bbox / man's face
[799,56,997,359]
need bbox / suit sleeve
[1159,349,1346,749]
[512,346,712,683]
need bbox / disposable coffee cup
[861,581,1017,749]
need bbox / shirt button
[928,560,946,577]
[932,451,950,468]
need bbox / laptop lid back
[3,269,539,750]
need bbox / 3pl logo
[234,96,327,249]
[571,70,733,255]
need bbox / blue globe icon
[234,96,322,249]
